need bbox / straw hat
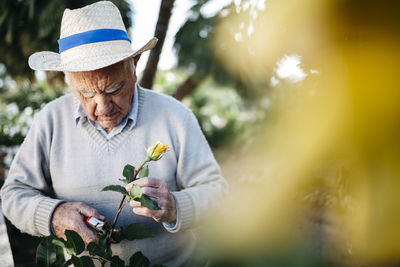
[28,1,158,72]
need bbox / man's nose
[94,94,113,115]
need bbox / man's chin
[98,118,122,132]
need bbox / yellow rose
[146,141,168,161]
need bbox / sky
[130,0,232,75]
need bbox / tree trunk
[172,75,201,101]
[140,0,175,89]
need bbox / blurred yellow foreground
[202,0,400,266]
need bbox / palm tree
[172,2,234,100]
[172,0,267,100]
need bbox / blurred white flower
[270,76,280,87]
[275,54,308,83]
[211,115,228,128]
[24,106,33,116]
[5,103,19,118]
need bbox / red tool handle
[84,216,92,225]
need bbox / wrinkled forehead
[67,61,126,90]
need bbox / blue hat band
[58,29,131,53]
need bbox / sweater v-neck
[77,87,146,153]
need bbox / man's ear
[133,54,141,66]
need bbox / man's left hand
[126,177,177,224]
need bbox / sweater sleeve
[169,110,229,233]
[1,113,63,237]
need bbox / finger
[126,182,133,192]
[76,222,98,245]
[82,229,98,245]
[133,207,164,223]
[126,179,157,193]
[141,187,160,198]
[133,207,155,217]
[76,203,105,220]
[129,200,141,207]
[133,177,162,188]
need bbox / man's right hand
[52,202,105,245]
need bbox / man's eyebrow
[104,81,125,93]
[79,88,94,94]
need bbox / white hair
[64,58,136,85]
[122,57,136,73]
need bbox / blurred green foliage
[174,0,270,100]
[0,103,32,148]
[184,81,251,147]
[0,81,66,147]
[154,70,264,147]
[174,1,230,83]
[1,80,66,111]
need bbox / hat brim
[28,37,158,72]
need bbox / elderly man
[1,1,227,266]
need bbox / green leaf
[119,178,130,184]
[91,249,113,262]
[70,255,95,267]
[107,246,113,257]
[36,237,59,266]
[139,194,161,210]
[96,251,114,262]
[111,255,125,267]
[86,242,98,256]
[129,184,143,199]
[129,251,150,267]
[102,185,128,196]
[51,237,66,248]
[65,230,85,255]
[70,255,81,267]
[123,164,136,181]
[98,235,108,249]
[87,240,113,262]
[0,9,9,27]
[63,259,73,267]
[152,265,166,267]
[55,245,67,266]
[125,223,154,240]
[80,256,95,267]
[137,165,149,179]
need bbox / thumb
[126,180,140,192]
[76,203,105,221]
[126,182,134,192]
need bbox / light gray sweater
[1,87,228,266]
